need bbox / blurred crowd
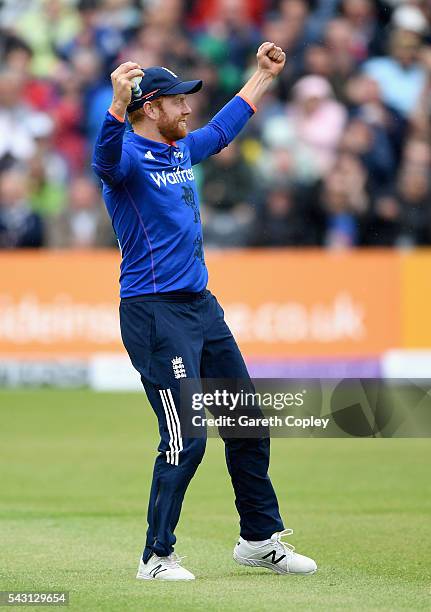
[1,0,431,249]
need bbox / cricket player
[92,42,317,581]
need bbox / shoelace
[274,529,296,557]
[165,553,187,568]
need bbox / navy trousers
[119,289,284,561]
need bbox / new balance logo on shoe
[262,550,286,565]
[150,564,168,578]
[144,150,156,160]
[172,356,186,379]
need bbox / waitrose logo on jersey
[150,166,195,188]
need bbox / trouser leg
[120,299,206,560]
[141,381,206,560]
[200,293,284,539]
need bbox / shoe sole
[136,572,195,581]
[233,551,317,575]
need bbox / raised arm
[183,42,286,165]
[92,62,144,185]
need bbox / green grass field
[0,390,430,611]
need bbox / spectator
[396,165,431,246]
[0,166,44,248]
[339,116,396,189]
[260,1,311,95]
[48,175,115,248]
[256,137,317,187]
[402,137,431,172]
[2,36,59,115]
[27,144,68,219]
[69,47,114,153]
[365,162,431,247]
[201,142,256,247]
[202,141,254,211]
[50,63,87,174]
[324,18,359,82]
[144,0,185,31]
[362,29,427,118]
[249,184,310,247]
[340,0,381,59]
[59,0,124,73]
[14,0,80,77]
[0,70,54,167]
[344,73,406,167]
[303,44,332,83]
[364,193,402,246]
[118,24,163,71]
[262,75,347,181]
[317,153,369,248]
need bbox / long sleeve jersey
[92,95,255,297]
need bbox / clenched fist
[110,62,144,115]
[257,42,286,77]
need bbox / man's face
[391,31,421,67]
[154,94,192,141]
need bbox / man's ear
[143,101,159,120]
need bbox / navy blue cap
[127,66,203,112]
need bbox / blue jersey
[92,95,255,297]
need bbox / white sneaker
[136,553,195,581]
[233,529,317,575]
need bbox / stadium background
[2,0,431,383]
[1,2,431,610]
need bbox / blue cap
[127,66,203,112]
